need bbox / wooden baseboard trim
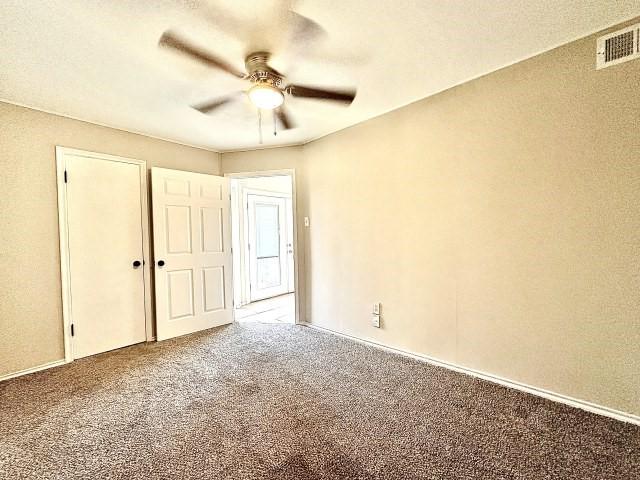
[0,359,68,383]
[301,323,640,426]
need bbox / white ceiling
[1,1,638,152]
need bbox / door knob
[132,260,141,268]
[157,260,165,267]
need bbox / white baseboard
[0,359,68,383]
[301,323,640,426]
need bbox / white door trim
[56,146,153,363]
[224,169,300,325]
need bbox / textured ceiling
[1,1,638,152]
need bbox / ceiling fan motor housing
[245,52,283,88]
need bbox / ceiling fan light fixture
[248,84,284,110]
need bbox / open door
[247,194,289,302]
[151,168,233,341]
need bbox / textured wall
[0,103,220,376]
[223,19,640,416]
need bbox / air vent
[596,24,640,69]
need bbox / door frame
[225,169,300,325]
[55,146,153,363]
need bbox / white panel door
[152,168,233,341]
[65,154,147,359]
[248,194,288,302]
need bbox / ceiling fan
[158,17,357,135]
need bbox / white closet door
[65,154,147,359]
[151,168,233,341]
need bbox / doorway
[228,172,297,324]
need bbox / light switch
[372,302,381,328]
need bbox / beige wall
[0,102,220,376]
[222,20,640,416]
[221,146,303,173]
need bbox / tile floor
[234,293,295,324]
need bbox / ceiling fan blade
[276,106,295,130]
[159,30,245,79]
[192,92,243,114]
[270,11,327,73]
[286,84,356,104]
[288,11,327,44]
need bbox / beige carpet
[0,323,638,479]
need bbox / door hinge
[64,170,68,183]
[70,324,75,336]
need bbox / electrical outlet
[371,314,380,328]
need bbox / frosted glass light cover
[248,85,284,110]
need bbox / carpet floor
[1,324,638,479]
